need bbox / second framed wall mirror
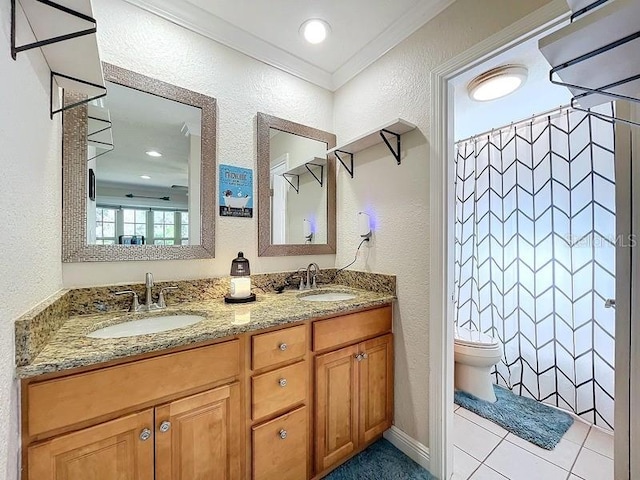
[257,113,336,256]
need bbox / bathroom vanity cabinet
[21,304,393,480]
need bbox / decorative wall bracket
[334,151,354,178]
[282,173,300,194]
[11,0,96,60]
[305,161,324,187]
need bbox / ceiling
[122,0,455,90]
[453,25,573,141]
[95,81,200,192]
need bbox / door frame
[428,2,570,478]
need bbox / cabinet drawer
[252,361,307,420]
[252,406,308,480]
[313,306,392,352]
[252,324,306,370]
[27,340,240,438]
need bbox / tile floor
[453,404,614,480]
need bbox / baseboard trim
[384,426,430,471]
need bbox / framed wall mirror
[257,113,336,256]
[62,63,216,262]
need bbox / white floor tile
[453,447,481,480]
[572,447,614,480]
[456,407,508,438]
[568,476,583,480]
[484,440,569,480]
[468,465,508,479]
[454,414,502,462]
[562,418,591,445]
[583,426,614,458]
[504,434,581,470]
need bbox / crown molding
[121,0,334,90]
[121,0,456,91]
[331,0,456,89]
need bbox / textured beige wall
[0,3,64,478]
[332,0,555,447]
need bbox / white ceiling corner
[120,0,455,91]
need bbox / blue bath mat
[323,439,435,480]
[454,385,574,450]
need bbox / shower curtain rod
[455,104,576,145]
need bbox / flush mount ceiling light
[140,175,151,180]
[145,150,162,157]
[300,19,331,44]
[467,65,528,102]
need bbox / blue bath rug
[323,439,435,480]
[454,385,574,450]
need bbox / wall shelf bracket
[11,0,97,60]
[379,128,402,165]
[305,162,324,187]
[334,150,354,178]
[282,173,300,194]
[50,71,107,119]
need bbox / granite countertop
[17,285,394,379]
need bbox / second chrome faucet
[116,273,178,312]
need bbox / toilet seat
[454,327,498,349]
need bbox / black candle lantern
[224,252,256,303]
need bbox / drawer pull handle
[279,343,288,351]
[279,429,287,439]
[159,421,171,433]
[278,378,287,387]
[140,428,152,441]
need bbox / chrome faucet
[114,273,178,312]
[145,272,156,310]
[305,263,320,289]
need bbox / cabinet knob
[279,429,287,439]
[159,421,171,433]
[139,428,152,441]
[279,343,287,351]
[278,378,287,388]
[355,353,363,361]
[361,352,368,359]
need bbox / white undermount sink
[299,292,357,302]
[87,315,205,339]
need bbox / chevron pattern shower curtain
[454,104,616,429]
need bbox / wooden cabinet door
[358,334,393,444]
[155,383,241,480]
[252,406,308,480]
[315,343,359,472]
[27,409,154,480]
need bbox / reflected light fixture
[146,150,162,157]
[467,65,528,102]
[300,19,330,44]
[140,175,151,180]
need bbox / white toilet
[454,327,502,403]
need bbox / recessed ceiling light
[300,19,330,44]
[467,65,528,102]
[140,175,151,180]
[146,150,162,157]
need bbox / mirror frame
[62,62,216,262]
[257,112,336,256]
